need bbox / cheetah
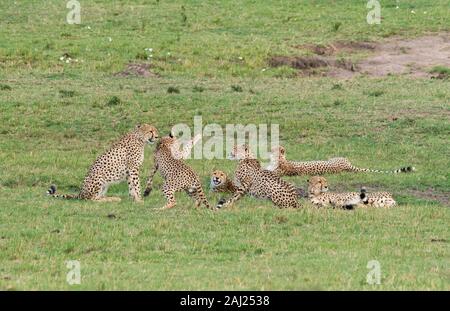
[47,124,158,202]
[171,133,202,160]
[143,133,211,210]
[307,176,396,209]
[307,176,363,209]
[210,169,306,198]
[216,145,300,209]
[267,146,415,177]
[210,170,239,193]
[359,188,397,208]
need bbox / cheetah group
[48,124,414,210]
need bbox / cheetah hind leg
[190,185,212,210]
[162,186,176,209]
[185,187,200,208]
[93,196,122,202]
[90,183,121,202]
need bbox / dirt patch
[114,63,159,78]
[275,33,450,78]
[296,41,376,56]
[359,33,450,77]
[406,189,450,207]
[268,56,329,69]
[268,55,357,77]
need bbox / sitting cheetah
[171,133,201,160]
[216,145,300,209]
[210,169,306,198]
[267,146,415,176]
[143,134,212,210]
[308,176,396,209]
[47,124,158,202]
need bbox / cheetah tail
[46,185,78,199]
[360,187,369,205]
[350,165,415,174]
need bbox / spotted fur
[210,170,239,193]
[210,169,306,198]
[144,134,212,210]
[308,176,396,209]
[216,145,300,209]
[360,188,397,208]
[268,146,415,176]
[307,176,361,209]
[47,124,158,202]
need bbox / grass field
[0,1,449,290]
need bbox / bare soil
[406,189,450,207]
[358,33,450,78]
[271,33,450,78]
[114,63,159,78]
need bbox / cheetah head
[267,145,286,170]
[210,170,227,189]
[228,144,255,160]
[271,145,286,161]
[307,176,329,196]
[136,124,159,144]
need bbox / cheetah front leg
[143,162,158,197]
[216,182,249,209]
[127,167,143,203]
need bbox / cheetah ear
[169,131,174,138]
[135,123,142,130]
[280,148,285,154]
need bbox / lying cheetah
[47,124,158,202]
[359,188,397,208]
[216,145,300,209]
[267,146,415,176]
[308,176,396,209]
[210,170,239,193]
[143,134,211,210]
[210,169,306,198]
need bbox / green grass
[430,65,450,79]
[0,1,449,290]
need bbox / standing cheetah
[216,145,300,209]
[47,124,158,202]
[267,146,415,176]
[143,134,212,210]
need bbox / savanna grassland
[0,1,449,290]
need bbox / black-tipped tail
[46,185,78,199]
[360,187,369,205]
[47,185,57,195]
[216,198,226,209]
[352,165,416,174]
[401,166,415,173]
